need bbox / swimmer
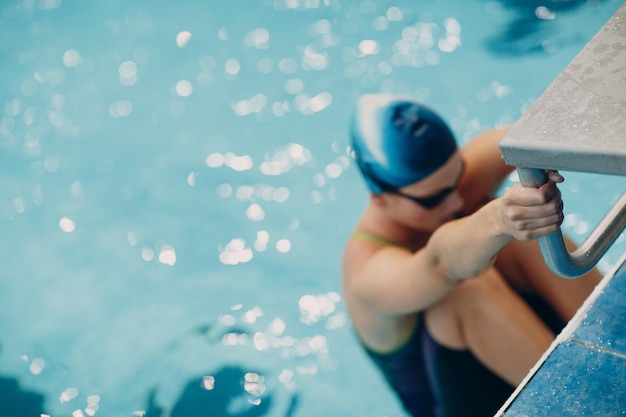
[341,94,601,417]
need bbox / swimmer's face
[386,152,465,229]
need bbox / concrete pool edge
[495,250,626,416]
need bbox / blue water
[1,0,624,416]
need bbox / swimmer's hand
[499,170,565,241]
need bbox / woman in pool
[342,94,601,417]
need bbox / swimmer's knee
[424,295,466,350]
[453,269,507,302]
[445,270,511,326]
[425,270,509,349]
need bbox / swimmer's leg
[424,268,554,386]
[494,237,602,322]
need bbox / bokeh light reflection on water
[1,0,624,416]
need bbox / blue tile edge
[500,341,626,415]
[494,251,626,416]
[570,257,626,355]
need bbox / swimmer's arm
[430,172,565,282]
[350,198,517,315]
[350,173,564,315]
[459,128,516,214]
[349,244,460,315]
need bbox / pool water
[1,0,624,416]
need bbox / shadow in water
[145,365,299,417]
[0,376,46,417]
[484,0,607,55]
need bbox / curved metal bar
[517,168,626,278]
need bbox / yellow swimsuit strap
[350,230,403,247]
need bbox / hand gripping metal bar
[517,167,626,278]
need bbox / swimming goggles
[391,186,457,209]
[363,161,465,209]
[393,162,465,208]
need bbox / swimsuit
[363,313,518,417]
[351,231,566,417]
[350,230,404,247]
[363,314,437,417]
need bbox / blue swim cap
[351,94,457,194]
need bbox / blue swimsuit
[363,314,438,417]
[362,297,565,417]
[352,232,566,417]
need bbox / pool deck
[496,4,626,414]
[499,2,626,176]
[496,253,626,416]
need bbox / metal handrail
[517,168,626,278]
